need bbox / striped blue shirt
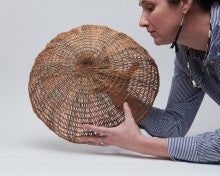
[139,2,220,163]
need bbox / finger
[83,124,108,135]
[123,102,133,119]
[79,136,101,144]
[79,136,109,146]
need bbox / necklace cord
[170,18,184,52]
[186,19,212,88]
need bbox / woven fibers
[28,25,159,143]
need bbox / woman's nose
[139,11,149,27]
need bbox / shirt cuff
[168,137,199,163]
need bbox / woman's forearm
[131,135,170,159]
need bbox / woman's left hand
[79,102,144,151]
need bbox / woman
[80,0,220,163]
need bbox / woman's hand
[80,102,169,158]
[80,102,143,151]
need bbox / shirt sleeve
[168,129,220,163]
[139,45,205,137]
[138,45,220,163]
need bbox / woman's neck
[178,5,210,51]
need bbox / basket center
[76,57,97,76]
[81,59,94,67]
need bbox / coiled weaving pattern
[28,25,159,143]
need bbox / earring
[170,17,184,52]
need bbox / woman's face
[139,0,183,45]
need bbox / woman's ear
[180,0,193,14]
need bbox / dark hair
[167,0,219,11]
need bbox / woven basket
[28,25,159,143]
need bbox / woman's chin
[154,39,170,46]
[154,40,163,46]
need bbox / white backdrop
[0,0,219,175]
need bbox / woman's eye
[142,3,155,12]
[146,6,154,12]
